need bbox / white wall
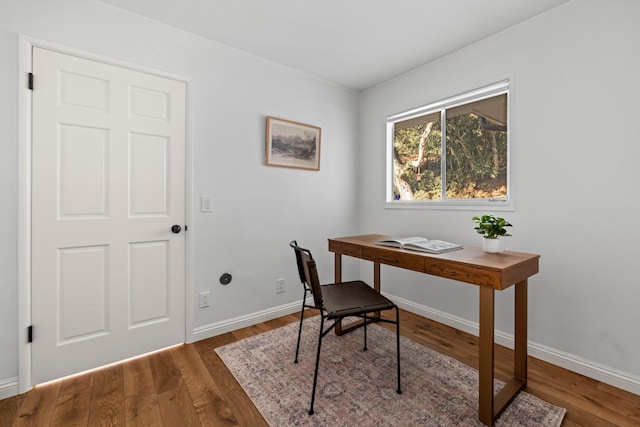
[359,0,640,390]
[0,23,19,394]
[0,0,360,395]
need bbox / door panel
[58,245,108,342]
[59,124,108,216]
[129,241,169,325]
[31,47,187,384]
[130,133,169,215]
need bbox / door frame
[17,35,193,393]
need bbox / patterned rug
[216,316,566,426]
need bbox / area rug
[215,316,566,426]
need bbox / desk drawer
[424,259,501,288]
[362,247,424,272]
[328,240,362,258]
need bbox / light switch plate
[201,196,213,213]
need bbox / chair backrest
[289,241,323,308]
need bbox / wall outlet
[199,291,210,308]
[276,278,285,294]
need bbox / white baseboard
[189,299,304,343]
[0,377,19,400]
[387,292,640,396]
[188,292,640,396]
[5,294,637,401]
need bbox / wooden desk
[328,234,540,426]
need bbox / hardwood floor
[1,309,639,426]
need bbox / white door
[31,47,187,384]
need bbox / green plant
[472,214,512,239]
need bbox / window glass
[388,81,510,207]
[393,112,441,201]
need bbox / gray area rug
[216,316,566,426]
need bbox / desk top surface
[329,234,540,289]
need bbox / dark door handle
[171,225,182,234]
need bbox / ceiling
[99,0,570,92]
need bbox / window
[386,80,511,208]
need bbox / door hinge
[27,325,33,343]
[185,225,188,231]
[28,73,34,90]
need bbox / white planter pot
[482,237,501,253]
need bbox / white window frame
[385,79,513,211]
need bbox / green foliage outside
[393,113,507,200]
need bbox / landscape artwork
[266,116,321,170]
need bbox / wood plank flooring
[1,309,639,426]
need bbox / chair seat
[321,280,395,319]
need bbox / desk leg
[514,280,528,383]
[334,252,342,283]
[479,281,529,426]
[479,286,495,426]
[334,253,344,335]
[372,261,382,319]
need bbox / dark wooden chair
[290,240,401,415]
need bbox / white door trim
[17,35,193,393]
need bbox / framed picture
[265,116,321,171]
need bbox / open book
[375,236,463,254]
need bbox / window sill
[384,199,514,211]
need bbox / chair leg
[309,314,324,416]
[395,306,402,394]
[294,290,307,363]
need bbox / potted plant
[472,214,512,253]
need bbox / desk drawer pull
[380,256,398,263]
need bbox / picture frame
[265,116,321,171]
